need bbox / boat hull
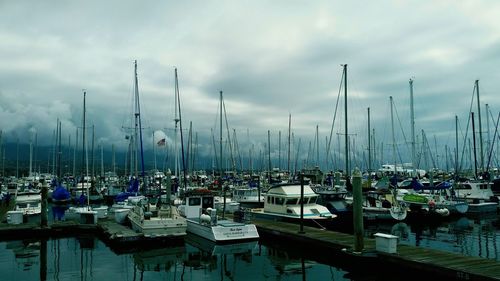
[128,214,187,238]
[186,218,259,243]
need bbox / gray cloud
[1,1,500,171]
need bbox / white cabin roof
[267,184,316,197]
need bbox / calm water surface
[1,214,499,280]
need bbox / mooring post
[352,168,364,252]
[41,180,48,228]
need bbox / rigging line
[458,84,477,174]
[223,98,236,172]
[392,97,409,149]
[391,98,408,166]
[326,68,344,162]
[485,112,500,172]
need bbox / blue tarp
[52,184,71,202]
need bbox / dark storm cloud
[1,0,500,169]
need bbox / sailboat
[179,90,259,243]
[357,95,407,221]
[126,62,187,237]
[66,91,99,224]
[450,80,498,214]
[51,121,71,205]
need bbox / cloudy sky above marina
[1,0,500,166]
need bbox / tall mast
[390,96,396,175]
[57,120,62,179]
[475,80,484,172]
[133,60,145,179]
[81,91,87,205]
[471,112,478,179]
[316,125,319,167]
[219,91,223,178]
[268,130,271,183]
[278,130,281,171]
[29,129,34,177]
[175,69,187,189]
[367,107,371,176]
[409,78,416,176]
[343,64,349,177]
[174,69,180,179]
[486,103,490,165]
[287,114,291,174]
[455,115,459,178]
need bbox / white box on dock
[374,233,398,254]
[6,211,24,224]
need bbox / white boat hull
[186,218,259,242]
[466,202,498,214]
[127,207,187,238]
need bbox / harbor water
[1,212,499,280]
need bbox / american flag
[157,138,166,146]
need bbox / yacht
[452,181,498,214]
[178,188,259,243]
[250,183,336,224]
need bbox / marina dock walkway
[253,218,500,281]
[0,216,499,280]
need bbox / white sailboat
[126,62,187,237]
[178,90,258,243]
[66,91,98,224]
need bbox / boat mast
[367,107,371,182]
[81,91,88,207]
[133,60,146,180]
[390,96,397,176]
[174,69,180,180]
[343,64,349,178]
[287,113,291,174]
[471,112,478,179]
[409,78,416,177]
[175,69,187,189]
[455,115,459,178]
[219,90,227,217]
[475,80,484,173]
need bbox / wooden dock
[0,214,499,280]
[253,218,500,281]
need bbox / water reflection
[1,214,499,280]
[1,235,349,281]
[5,240,40,271]
[364,215,500,261]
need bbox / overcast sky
[1,1,500,169]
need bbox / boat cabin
[179,189,215,219]
[264,184,334,218]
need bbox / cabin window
[456,184,472,190]
[309,196,318,203]
[202,197,213,208]
[267,196,272,204]
[286,198,298,205]
[275,197,285,205]
[188,198,201,206]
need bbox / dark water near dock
[363,214,500,261]
[1,211,499,280]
